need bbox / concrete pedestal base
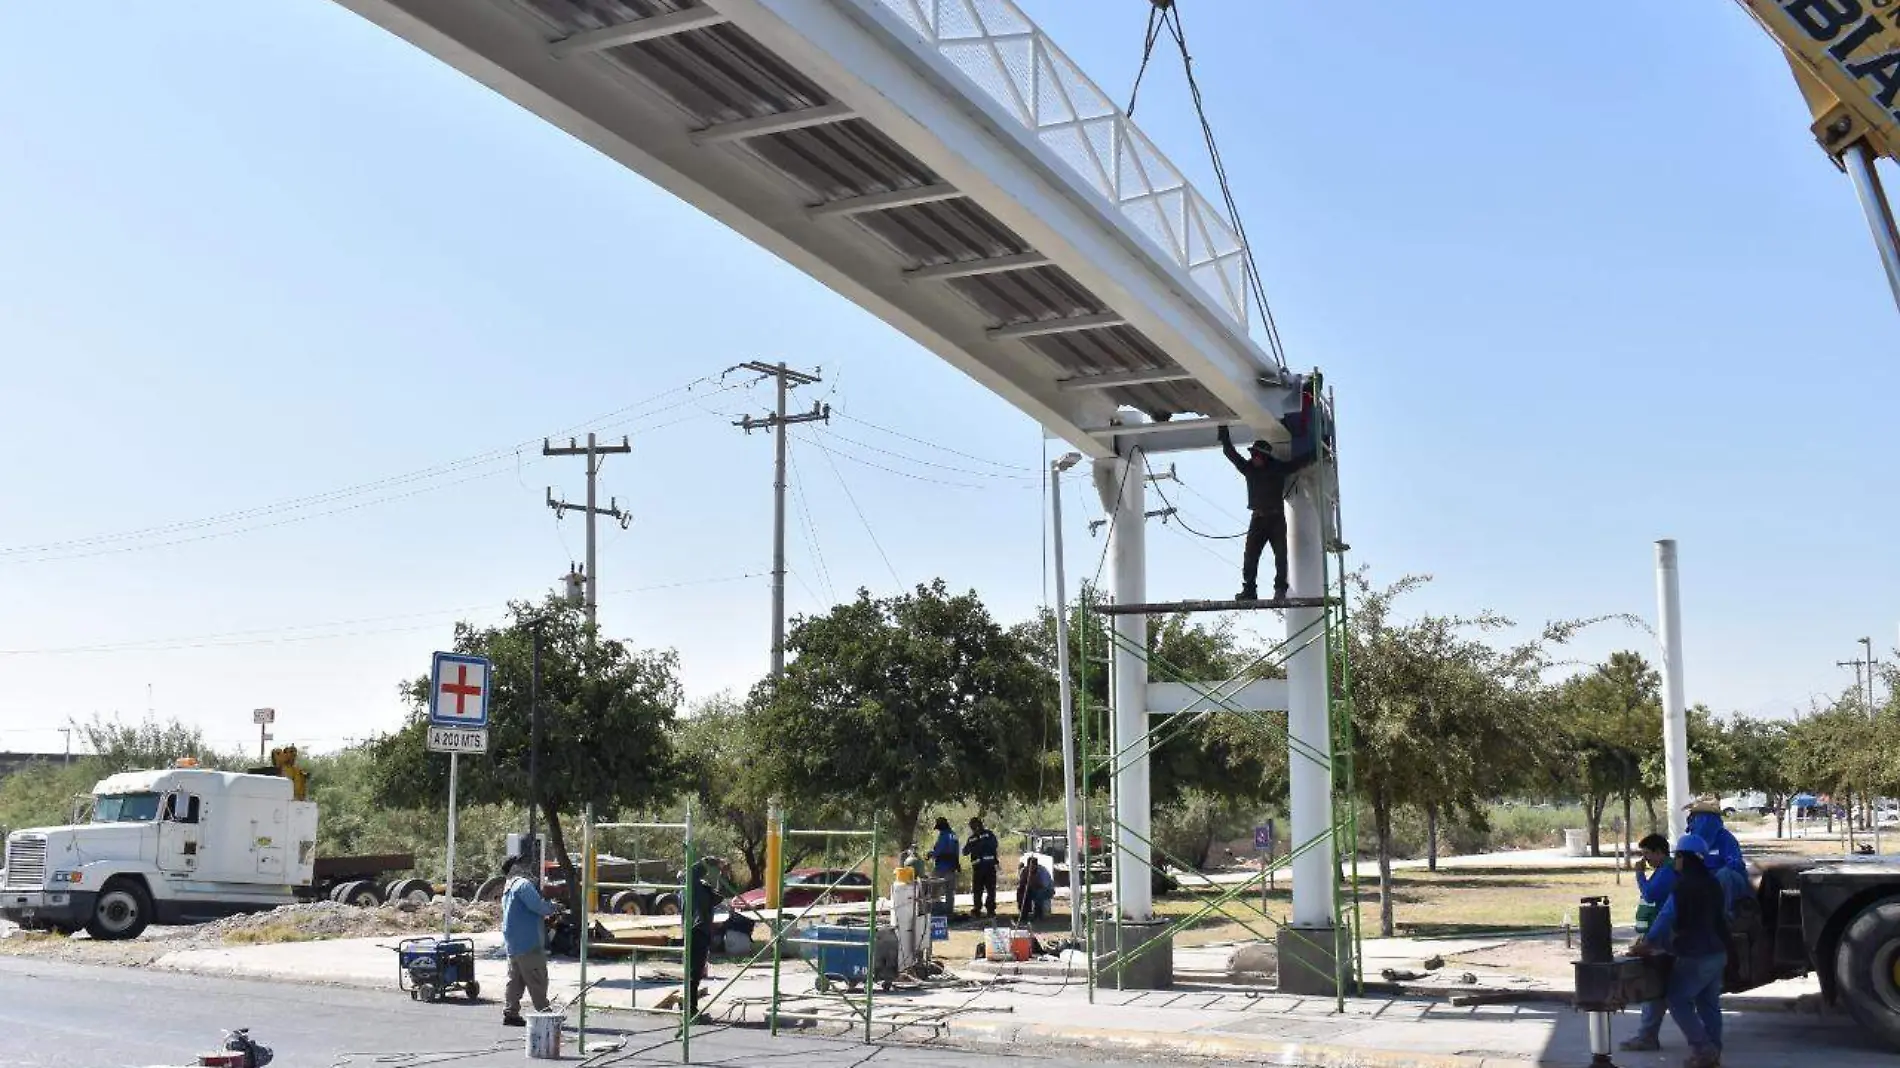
[1091,920,1174,990]
[1275,925,1340,996]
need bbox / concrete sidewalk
[132,932,1893,1067]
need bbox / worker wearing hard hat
[1634,834,1732,1068]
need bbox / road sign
[253,708,276,725]
[427,725,490,754]
[1254,824,1272,850]
[429,652,492,729]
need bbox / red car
[731,868,873,910]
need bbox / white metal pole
[1655,540,1691,841]
[1095,452,1151,922]
[445,751,459,942]
[1842,142,1900,316]
[1051,453,1084,943]
[1285,480,1334,930]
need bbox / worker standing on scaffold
[1218,394,1321,603]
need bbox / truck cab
[1,764,318,939]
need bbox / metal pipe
[1655,540,1690,840]
[1051,451,1085,943]
[1286,481,1333,929]
[1094,452,1151,921]
[1842,141,1900,315]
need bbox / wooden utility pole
[731,362,828,677]
[544,432,632,638]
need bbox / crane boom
[1737,0,1900,310]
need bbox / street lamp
[1050,451,1084,943]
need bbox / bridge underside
[334,0,1297,459]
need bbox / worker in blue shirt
[1686,799,1748,876]
[1634,835,1731,1068]
[499,855,562,1027]
[1620,833,1678,1052]
[930,816,961,918]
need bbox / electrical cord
[1148,477,1244,540]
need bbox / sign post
[1255,820,1277,913]
[253,707,275,762]
[428,652,492,942]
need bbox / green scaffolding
[1079,394,1361,1008]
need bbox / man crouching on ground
[500,855,562,1026]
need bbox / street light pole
[1050,451,1084,944]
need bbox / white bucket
[525,1012,564,1060]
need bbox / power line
[0,373,744,563]
[831,411,1035,473]
[799,431,1029,492]
[0,572,768,656]
[818,428,1039,481]
[805,433,902,589]
[786,444,837,605]
[1148,477,1244,540]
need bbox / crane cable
[1124,0,1288,370]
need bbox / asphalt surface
[0,957,1174,1068]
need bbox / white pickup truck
[0,761,414,940]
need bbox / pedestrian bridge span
[332,0,1297,459]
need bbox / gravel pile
[187,898,499,944]
[0,897,501,966]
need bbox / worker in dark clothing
[1635,834,1729,1068]
[685,856,731,1020]
[1217,423,1316,602]
[963,818,1000,921]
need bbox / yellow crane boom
[1737,0,1900,307]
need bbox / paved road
[0,957,1181,1068]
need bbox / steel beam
[902,252,1051,282]
[988,312,1125,341]
[806,183,962,218]
[1058,366,1192,392]
[549,8,728,58]
[691,101,856,145]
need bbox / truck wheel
[328,882,350,903]
[610,890,645,915]
[86,878,152,941]
[387,878,432,905]
[335,880,382,908]
[654,893,682,916]
[1834,895,1900,1050]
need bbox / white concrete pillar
[1656,540,1690,841]
[1286,477,1335,930]
[1095,452,1151,922]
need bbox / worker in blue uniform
[1635,835,1732,1068]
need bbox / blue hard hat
[1675,833,1710,857]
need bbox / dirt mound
[188,898,499,945]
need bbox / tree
[752,581,1053,849]
[675,695,825,889]
[73,714,238,774]
[1717,715,1795,837]
[1014,587,1289,834]
[1345,573,1592,935]
[1562,651,1661,860]
[369,599,686,904]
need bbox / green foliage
[1344,572,1602,934]
[1556,651,1660,856]
[753,580,1054,848]
[1014,585,1288,812]
[369,598,686,901]
[0,761,100,832]
[675,694,828,889]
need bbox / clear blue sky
[0,1,1890,756]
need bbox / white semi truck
[0,756,415,939]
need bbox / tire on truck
[386,877,432,905]
[1833,894,1900,1050]
[86,877,152,941]
[609,890,645,915]
[337,879,383,908]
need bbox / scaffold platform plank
[1092,597,1337,616]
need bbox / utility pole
[1837,655,1870,710]
[544,432,632,638]
[730,361,829,677]
[59,727,71,765]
